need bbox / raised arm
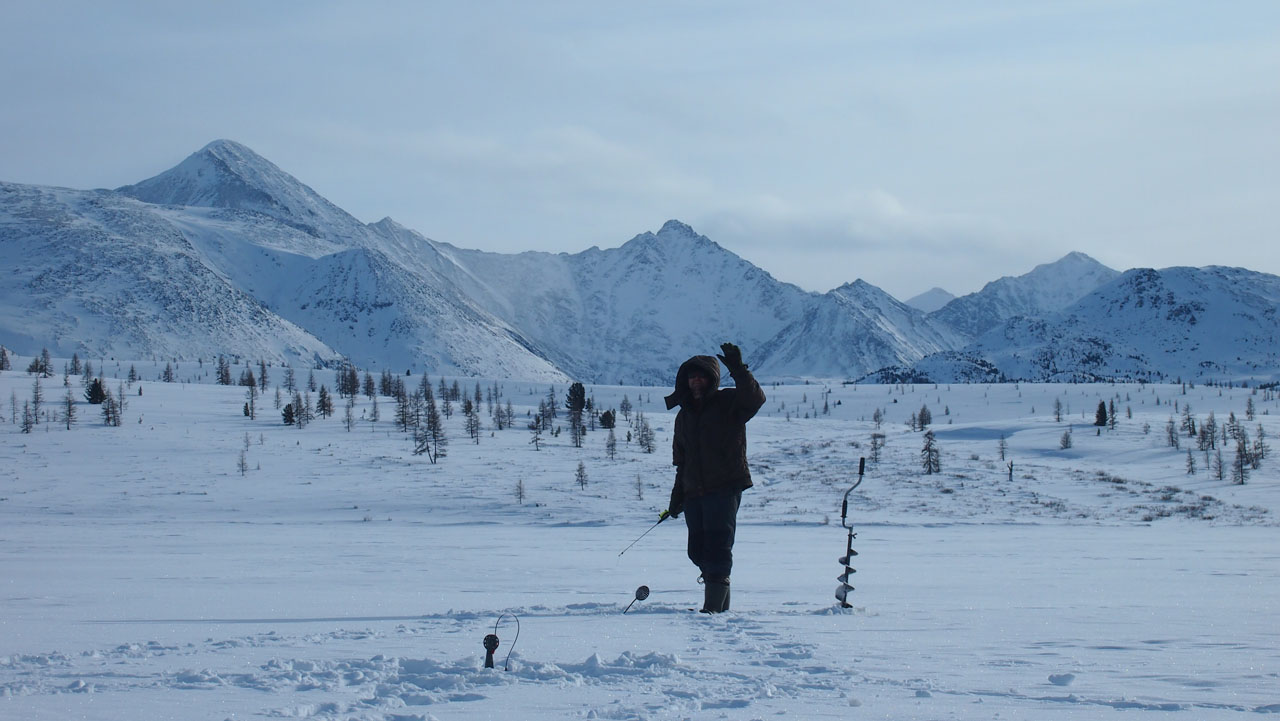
[718,343,766,423]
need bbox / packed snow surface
[2,357,1278,719]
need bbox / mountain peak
[833,278,876,294]
[370,216,405,232]
[622,219,718,255]
[905,287,956,313]
[652,219,721,252]
[832,279,911,309]
[1037,251,1107,273]
[199,138,261,160]
[930,251,1121,339]
[657,219,698,237]
[116,140,361,238]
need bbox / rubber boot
[700,579,730,614]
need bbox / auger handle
[841,457,865,529]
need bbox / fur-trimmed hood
[665,355,721,410]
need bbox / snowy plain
[1,357,1278,720]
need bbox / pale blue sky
[2,1,1277,299]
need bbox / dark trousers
[683,490,741,583]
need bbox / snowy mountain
[755,280,967,380]
[2,144,567,379]
[427,220,813,384]
[929,251,1120,339]
[3,140,1278,383]
[159,204,566,380]
[873,265,1280,383]
[117,139,368,240]
[353,218,815,384]
[904,286,955,313]
[968,266,1280,382]
[2,141,809,382]
[0,182,338,364]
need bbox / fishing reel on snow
[482,634,500,668]
[482,614,519,670]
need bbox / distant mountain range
[904,287,955,314]
[2,140,1277,384]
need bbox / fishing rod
[618,509,671,557]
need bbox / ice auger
[836,457,865,607]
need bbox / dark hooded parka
[665,354,767,516]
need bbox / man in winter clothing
[664,342,766,613]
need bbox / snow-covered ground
[2,358,1278,720]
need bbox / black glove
[717,342,744,371]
